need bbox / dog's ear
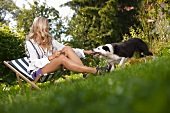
[112,43,118,51]
[102,46,110,52]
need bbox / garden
[0,0,169,113]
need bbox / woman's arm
[52,38,94,58]
[83,50,94,55]
[48,50,61,61]
[52,38,65,51]
[72,48,94,58]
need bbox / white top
[25,38,85,73]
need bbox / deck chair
[3,57,68,90]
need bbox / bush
[0,24,25,84]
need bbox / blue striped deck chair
[3,57,56,90]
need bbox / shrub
[0,24,25,84]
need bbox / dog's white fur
[93,44,128,71]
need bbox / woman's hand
[53,50,61,57]
[48,50,61,61]
[84,50,94,55]
[61,46,71,57]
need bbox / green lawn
[0,56,170,113]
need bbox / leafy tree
[0,0,19,24]
[62,0,143,46]
[122,0,169,53]
[63,0,121,49]
[117,0,141,35]
[138,0,169,41]
[98,0,121,42]
[0,0,65,40]
[15,0,64,39]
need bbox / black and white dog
[93,38,153,71]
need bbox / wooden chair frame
[4,61,42,90]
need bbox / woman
[25,17,111,80]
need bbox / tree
[0,0,19,24]
[0,0,66,40]
[138,0,170,42]
[117,0,141,35]
[15,0,65,39]
[63,0,121,50]
[63,0,148,45]
[98,0,121,42]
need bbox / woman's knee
[62,46,75,57]
[63,46,74,52]
[55,54,67,63]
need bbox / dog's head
[92,44,113,57]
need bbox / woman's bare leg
[61,46,84,66]
[41,54,96,74]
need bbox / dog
[92,38,153,71]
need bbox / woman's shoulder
[52,38,59,44]
[26,39,36,43]
[52,38,65,50]
[26,39,37,46]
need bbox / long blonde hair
[27,17,53,51]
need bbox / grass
[0,56,170,113]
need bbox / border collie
[93,38,153,71]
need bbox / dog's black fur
[104,38,153,58]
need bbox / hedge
[0,24,25,84]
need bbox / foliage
[63,0,147,46]
[0,55,170,113]
[137,0,169,42]
[0,24,25,84]
[51,0,169,48]
[98,0,121,42]
[15,0,64,39]
[0,0,18,24]
[64,0,121,47]
[117,0,141,36]
[0,0,66,41]
[123,0,169,55]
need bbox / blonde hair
[27,17,53,51]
